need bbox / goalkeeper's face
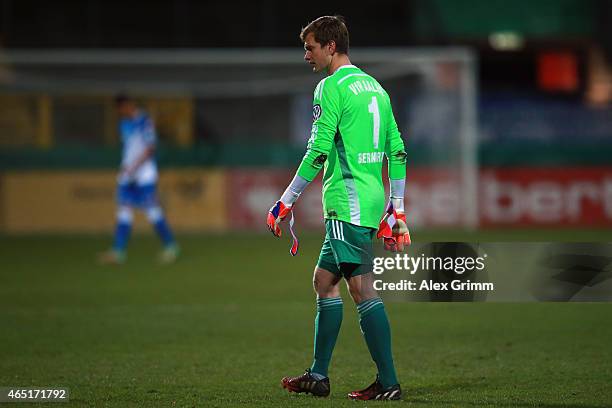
[303,33,332,74]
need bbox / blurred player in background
[267,16,410,400]
[99,94,178,264]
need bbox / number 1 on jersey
[368,96,380,149]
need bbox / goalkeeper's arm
[385,128,407,215]
[379,103,410,251]
[268,78,338,241]
[389,178,405,213]
[266,173,310,244]
[280,174,310,206]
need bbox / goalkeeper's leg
[310,266,343,378]
[346,269,400,393]
[281,266,342,397]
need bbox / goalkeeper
[266,16,410,401]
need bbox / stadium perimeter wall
[1,167,612,233]
[0,169,226,233]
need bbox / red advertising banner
[479,167,612,226]
[230,167,612,229]
[406,167,612,227]
[228,169,324,229]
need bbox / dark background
[1,0,611,91]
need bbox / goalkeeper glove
[377,201,411,252]
[267,200,292,237]
[267,200,299,256]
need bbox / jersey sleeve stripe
[313,81,322,99]
[315,77,329,100]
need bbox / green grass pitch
[1,231,611,407]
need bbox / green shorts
[317,219,376,279]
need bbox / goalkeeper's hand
[377,203,411,252]
[266,200,293,237]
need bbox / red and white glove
[267,200,299,256]
[376,202,411,252]
[267,200,292,237]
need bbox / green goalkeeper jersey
[296,65,407,229]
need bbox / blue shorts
[117,183,158,208]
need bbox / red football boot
[281,368,330,397]
[348,376,402,400]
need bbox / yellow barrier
[0,169,226,233]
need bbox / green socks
[310,296,398,387]
[357,298,399,389]
[310,297,343,377]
